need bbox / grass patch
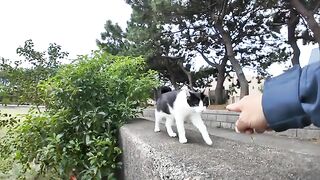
[0,105,49,179]
[0,106,30,138]
[0,106,33,115]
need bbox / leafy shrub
[0,51,158,179]
[1,97,11,105]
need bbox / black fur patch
[187,92,201,107]
[156,90,178,114]
[202,93,209,107]
[154,86,172,101]
[156,90,208,114]
[187,92,208,107]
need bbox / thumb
[226,102,242,112]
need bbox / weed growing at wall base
[0,51,159,179]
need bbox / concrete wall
[142,108,320,140]
[118,119,320,179]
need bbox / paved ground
[119,118,320,179]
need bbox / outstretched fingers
[226,102,242,112]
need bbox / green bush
[0,51,159,179]
[1,97,10,105]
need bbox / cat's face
[187,92,209,107]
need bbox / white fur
[154,90,213,145]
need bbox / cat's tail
[154,86,172,100]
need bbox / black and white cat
[154,87,212,145]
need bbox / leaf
[96,169,102,179]
[57,133,63,140]
[85,134,91,145]
[98,112,107,116]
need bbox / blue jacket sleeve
[262,63,320,132]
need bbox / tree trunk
[178,61,193,89]
[290,0,320,48]
[169,75,179,90]
[170,76,179,90]
[229,57,249,98]
[215,57,227,104]
[197,49,228,104]
[288,8,301,66]
[215,25,249,98]
[167,67,179,90]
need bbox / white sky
[0,0,318,77]
[0,0,132,61]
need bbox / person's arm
[262,63,320,132]
[227,63,320,134]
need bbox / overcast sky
[0,0,318,76]
[0,0,132,61]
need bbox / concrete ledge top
[142,108,320,140]
[144,107,240,115]
[120,118,320,179]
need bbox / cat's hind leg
[154,110,162,132]
[191,114,213,145]
[165,116,177,137]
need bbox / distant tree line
[0,39,68,109]
[97,0,320,104]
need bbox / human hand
[226,93,271,134]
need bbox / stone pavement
[119,118,320,180]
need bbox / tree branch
[196,49,218,68]
[290,0,320,45]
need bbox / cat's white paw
[205,139,213,146]
[179,138,188,144]
[204,136,213,145]
[168,132,177,137]
[154,128,160,132]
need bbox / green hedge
[0,51,159,179]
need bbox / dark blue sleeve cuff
[262,65,311,132]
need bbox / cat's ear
[181,86,191,97]
[184,89,191,97]
[201,92,206,99]
[200,91,209,106]
[201,89,209,99]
